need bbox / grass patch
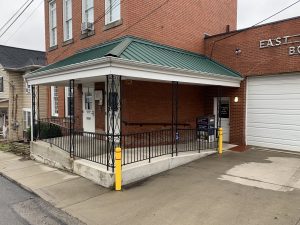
[0,141,30,159]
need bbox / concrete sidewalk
[1,149,300,225]
[0,151,110,224]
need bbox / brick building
[25,0,245,174]
[205,16,300,151]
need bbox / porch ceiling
[25,36,243,87]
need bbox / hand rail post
[148,132,151,163]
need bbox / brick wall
[203,17,300,146]
[122,80,204,133]
[50,79,245,145]
[204,16,300,76]
[45,0,237,64]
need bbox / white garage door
[247,74,300,152]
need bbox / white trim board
[25,57,242,87]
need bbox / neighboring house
[0,45,46,141]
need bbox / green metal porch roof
[35,36,241,78]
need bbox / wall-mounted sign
[219,104,229,118]
[259,34,300,56]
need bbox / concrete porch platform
[31,141,235,188]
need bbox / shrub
[28,122,63,139]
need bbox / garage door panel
[248,75,300,85]
[247,108,299,115]
[247,135,300,147]
[247,75,300,152]
[247,114,300,126]
[248,122,300,131]
[248,94,300,100]
[247,99,300,110]
[247,138,300,152]
[247,127,300,140]
[248,86,300,95]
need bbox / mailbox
[196,115,215,142]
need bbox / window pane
[52,86,59,116]
[106,0,120,23]
[111,0,120,22]
[27,112,31,128]
[86,8,94,23]
[66,0,72,19]
[0,77,3,92]
[23,111,27,129]
[86,0,93,9]
[49,1,57,46]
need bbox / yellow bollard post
[218,128,223,154]
[115,147,122,191]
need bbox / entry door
[214,97,230,142]
[82,86,95,133]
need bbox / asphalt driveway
[64,147,300,225]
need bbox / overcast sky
[0,0,299,51]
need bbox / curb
[0,171,38,197]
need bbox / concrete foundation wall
[30,141,73,172]
[31,141,217,188]
[73,160,114,188]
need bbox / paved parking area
[1,147,300,225]
[65,147,300,225]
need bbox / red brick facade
[204,16,300,76]
[45,0,237,64]
[203,16,300,145]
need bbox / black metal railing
[73,130,108,166]
[35,120,218,170]
[36,120,71,151]
[121,129,173,166]
[121,128,218,166]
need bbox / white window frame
[23,108,32,131]
[63,0,73,41]
[0,76,3,93]
[49,0,57,47]
[25,83,31,94]
[51,86,59,117]
[65,86,74,117]
[105,0,121,25]
[82,0,94,24]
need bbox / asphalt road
[0,175,85,225]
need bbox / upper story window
[105,0,121,25]
[63,0,73,41]
[51,86,59,117]
[49,0,57,47]
[82,0,94,24]
[0,77,3,92]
